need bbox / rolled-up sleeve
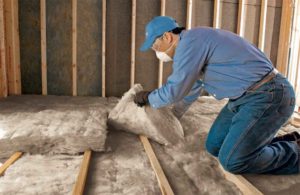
[148,35,209,108]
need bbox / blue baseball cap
[140,16,179,51]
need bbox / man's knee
[218,151,248,174]
[205,139,220,157]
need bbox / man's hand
[134,91,151,107]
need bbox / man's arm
[148,34,209,109]
[172,80,203,119]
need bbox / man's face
[151,32,174,53]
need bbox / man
[134,16,299,175]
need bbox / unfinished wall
[77,0,102,96]
[135,0,160,90]
[18,0,283,97]
[19,0,41,94]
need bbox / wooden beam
[218,163,263,195]
[287,0,300,91]
[213,0,221,28]
[160,0,165,18]
[237,0,245,36]
[258,0,267,51]
[101,0,106,97]
[130,0,136,87]
[4,0,21,95]
[186,0,193,30]
[72,0,77,96]
[72,150,92,195]
[0,0,7,98]
[276,0,293,76]
[40,0,47,95]
[139,135,174,195]
[0,152,22,176]
[158,0,166,88]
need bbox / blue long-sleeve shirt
[148,27,274,109]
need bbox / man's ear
[163,32,173,44]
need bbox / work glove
[134,91,151,107]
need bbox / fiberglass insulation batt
[0,95,109,158]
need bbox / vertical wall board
[162,0,187,84]
[221,0,238,33]
[134,0,160,91]
[192,0,214,27]
[77,0,102,96]
[4,0,21,95]
[19,0,41,94]
[46,0,72,95]
[264,1,282,66]
[106,0,131,97]
[243,3,260,46]
[0,0,7,98]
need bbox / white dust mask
[155,51,172,62]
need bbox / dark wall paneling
[135,0,160,91]
[192,0,214,27]
[106,0,131,97]
[163,0,187,84]
[46,0,72,95]
[77,0,102,96]
[19,0,42,94]
[243,3,261,46]
[221,0,238,33]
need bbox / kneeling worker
[134,16,299,175]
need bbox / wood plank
[218,163,263,195]
[276,0,293,76]
[0,0,7,98]
[292,112,300,128]
[72,150,92,195]
[0,152,22,176]
[295,0,300,107]
[158,0,166,88]
[287,0,300,92]
[237,0,245,37]
[72,0,77,96]
[213,0,221,28]
[130,0,136,87]
[258,0,267,51]
[186,0,193,30]
[101,0,106,97]
[4,0,21,95]
[139,135,174,195]
[40,0,47,95]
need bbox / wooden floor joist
[218,163,263,195]
[139,135,174,195]
[0,152,22,176]
[72,150,92,195]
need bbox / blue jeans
[205,73,299,174]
